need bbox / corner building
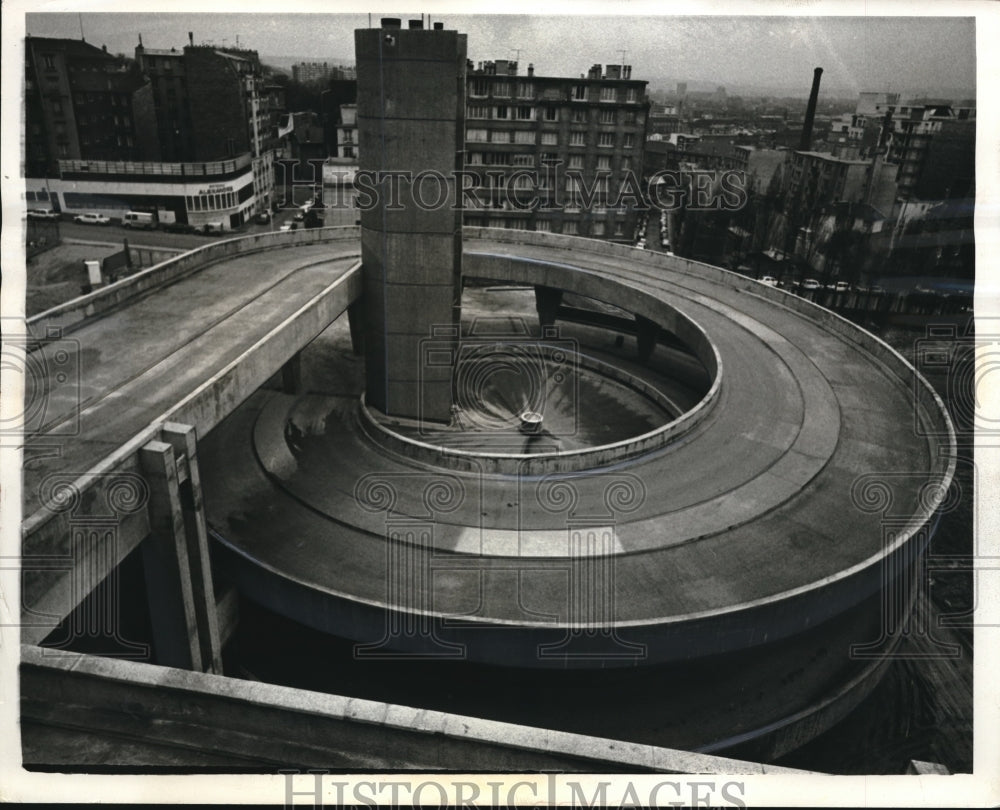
[464,60,650,240]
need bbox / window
[494,81,510,98]
[512,174,533,190]
[597,156,610,170]
[514,130,535,144]
[600,109,616,124]
[600,86,616,102]
[470,79,489,97]
[535,219,551,232]
[544,107,558,122]
[568,155,583,169]
[43,54,55,69]
[624,110,636,125]
[563,220,578,234]
[570,131,586,146]
[540,132,557,145]
[51,100,63,115]
[598,132,615,147]
[512,153,534,166]
[467,128,488,142]
[57,144,69,157]
[626,88,639,102]
[572,108,588,123]
[495,105,510,119]
[468,105,489,119]
[592,221,605,236]
[516,106,533,120]
[517,82,534,99]
[573,84,587,101]
[623,133,635,148]
[468,152,484,165]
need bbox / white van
[123,211,156,229]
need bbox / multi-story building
[336,104,357,159]
[463,59,649,240]
[25,34,289,229]
[24,36,146,178]
[292,61,331,84]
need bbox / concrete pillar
[161,422,224,673]
[347,300,365,355]
[635,315,659,361]
[281,352,302,395]
[534,285,563,329]
[140,440,203,671]
[356,23,468,422]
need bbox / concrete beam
[280,352,302,395]
[635,314,659,361]
[161,423,223,674]
[534,285,563,328]
[20,645,816,774]
[139,440,203,671]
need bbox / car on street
[27,209,60,220]
[73,213,111,225]
[164,222,196,234]
[256,212,272,224]
[831,281,850,292]
[801,278,822,290]
[758,276,779,287]
[280,222,293,232]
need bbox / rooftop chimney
[381,18,402,28]
[408,19,423,29]
[799,67,823,151]
[527,63,534,77]
[433,22,444,30]
[188,31,194,46]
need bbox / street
[55,211,304,251]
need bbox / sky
[20,9,977,99]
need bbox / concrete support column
[347,300,365,355]
[281,352,302,395]
[140,440,203,671]
[161,422,224,674]
[635,315,659,362]
[534,285,563,329]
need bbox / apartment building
[463,59,649,239]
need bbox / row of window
[466,152,632,171]
[186,191,238,212]
[467,105,642,125]
[469,79,641,104]
[466,129,636,148]
[464,216,626,237]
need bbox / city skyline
[23,12,976,99]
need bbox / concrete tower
[355,20,467,421]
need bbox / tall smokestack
[799,67,823,151]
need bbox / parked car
[801,278,822,290]
[164,222,196,234]
[256,211,271,224]
[73,213,111,225]
[829,281,850,292]
[27,209,60,220]
[279,223,293,232]
[758,276,779,287]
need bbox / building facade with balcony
[24,154,257,230]
[24,36,147,178]
[462,59,650,240]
